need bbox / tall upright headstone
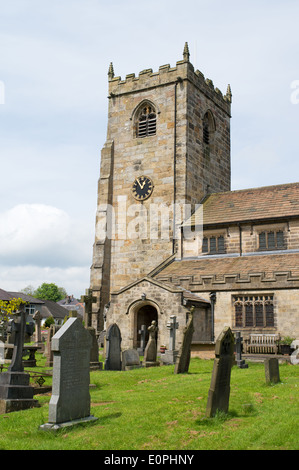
[0,308,39,414]
[40,318,97,430]
[81,288,97,328]
[235,331,248,369]
[143,321,159,367]
[45,324,60,367]
[161,315,179,365]
[206,326,235,417]
[87,326,102,370]
[137,324,146,356]
[104,323,122,370]
[174,307,194,374]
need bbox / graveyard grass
[0,353,298,450]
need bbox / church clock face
[132,176,154,201]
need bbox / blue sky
[0,0,298,297]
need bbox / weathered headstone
[161,315,179,365]
[81,288,97,328]
[87,326,103,370]
[45,323,60,367]
[0,308,39,414]
[40,318,97,430]
[33,310,42,344]
[104,323,122,370]
[122,349,143,370]
[206,326,235,417]
[143,321,159,367]
[137,324,146,356]
[174,307,195,374]
[235,331,248,369]
[264,358,280,384]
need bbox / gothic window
[233,295,275,329]
[136,103,156,138]
[202,235,225,254]
[258,230,285,251]
[202,110,215,157]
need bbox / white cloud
[0,204,92,268]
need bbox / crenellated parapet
[107,42,232,116]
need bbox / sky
[0,0,298,298]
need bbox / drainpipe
[209,292,216,342]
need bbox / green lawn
[0,355,298,450]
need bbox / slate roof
[156,252,299,280]
[183,182,299,227]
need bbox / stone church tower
[90,43,232,331]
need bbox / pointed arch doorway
[136,304,158,348]
[129,300,159,349]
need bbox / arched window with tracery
[135,103,156,138]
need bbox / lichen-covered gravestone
[40,318,97,430]
[264,358,280,384]
[174,307,194,374]
[206,326,235,417]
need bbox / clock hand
[138,178,146,190]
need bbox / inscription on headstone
[206,326,235,417]
[40,318,97,430]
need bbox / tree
[33,283,67,303]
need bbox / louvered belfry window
[136,105,156,138]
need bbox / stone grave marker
[81,288,97,328]
[161,315,179,365]
[264,358,280,384]
[45,323,60,367]
[206,326,235,417]
[87,326,103,370]
[122,349,143,370]
[143,321,159,367]
[0,308,39,414]
[137,324,146,356]
[104,323,122,370]
[174,307,195,374]
[40,317,97,430]
[235,331,248,369]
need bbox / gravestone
[137,324,146,356]
[264,358,280,384]
[45,324,60,367]
[122,349,143,370]
[143,321,159,367]
[206,326,235,417]
[40,318,97,430]
[87,326,103,370]
[235,331,248,369]
[0,308,39,414]
[104,323,122,370]
[81,288,97,328]
[161,315,179,365]
[174,307,195,374]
